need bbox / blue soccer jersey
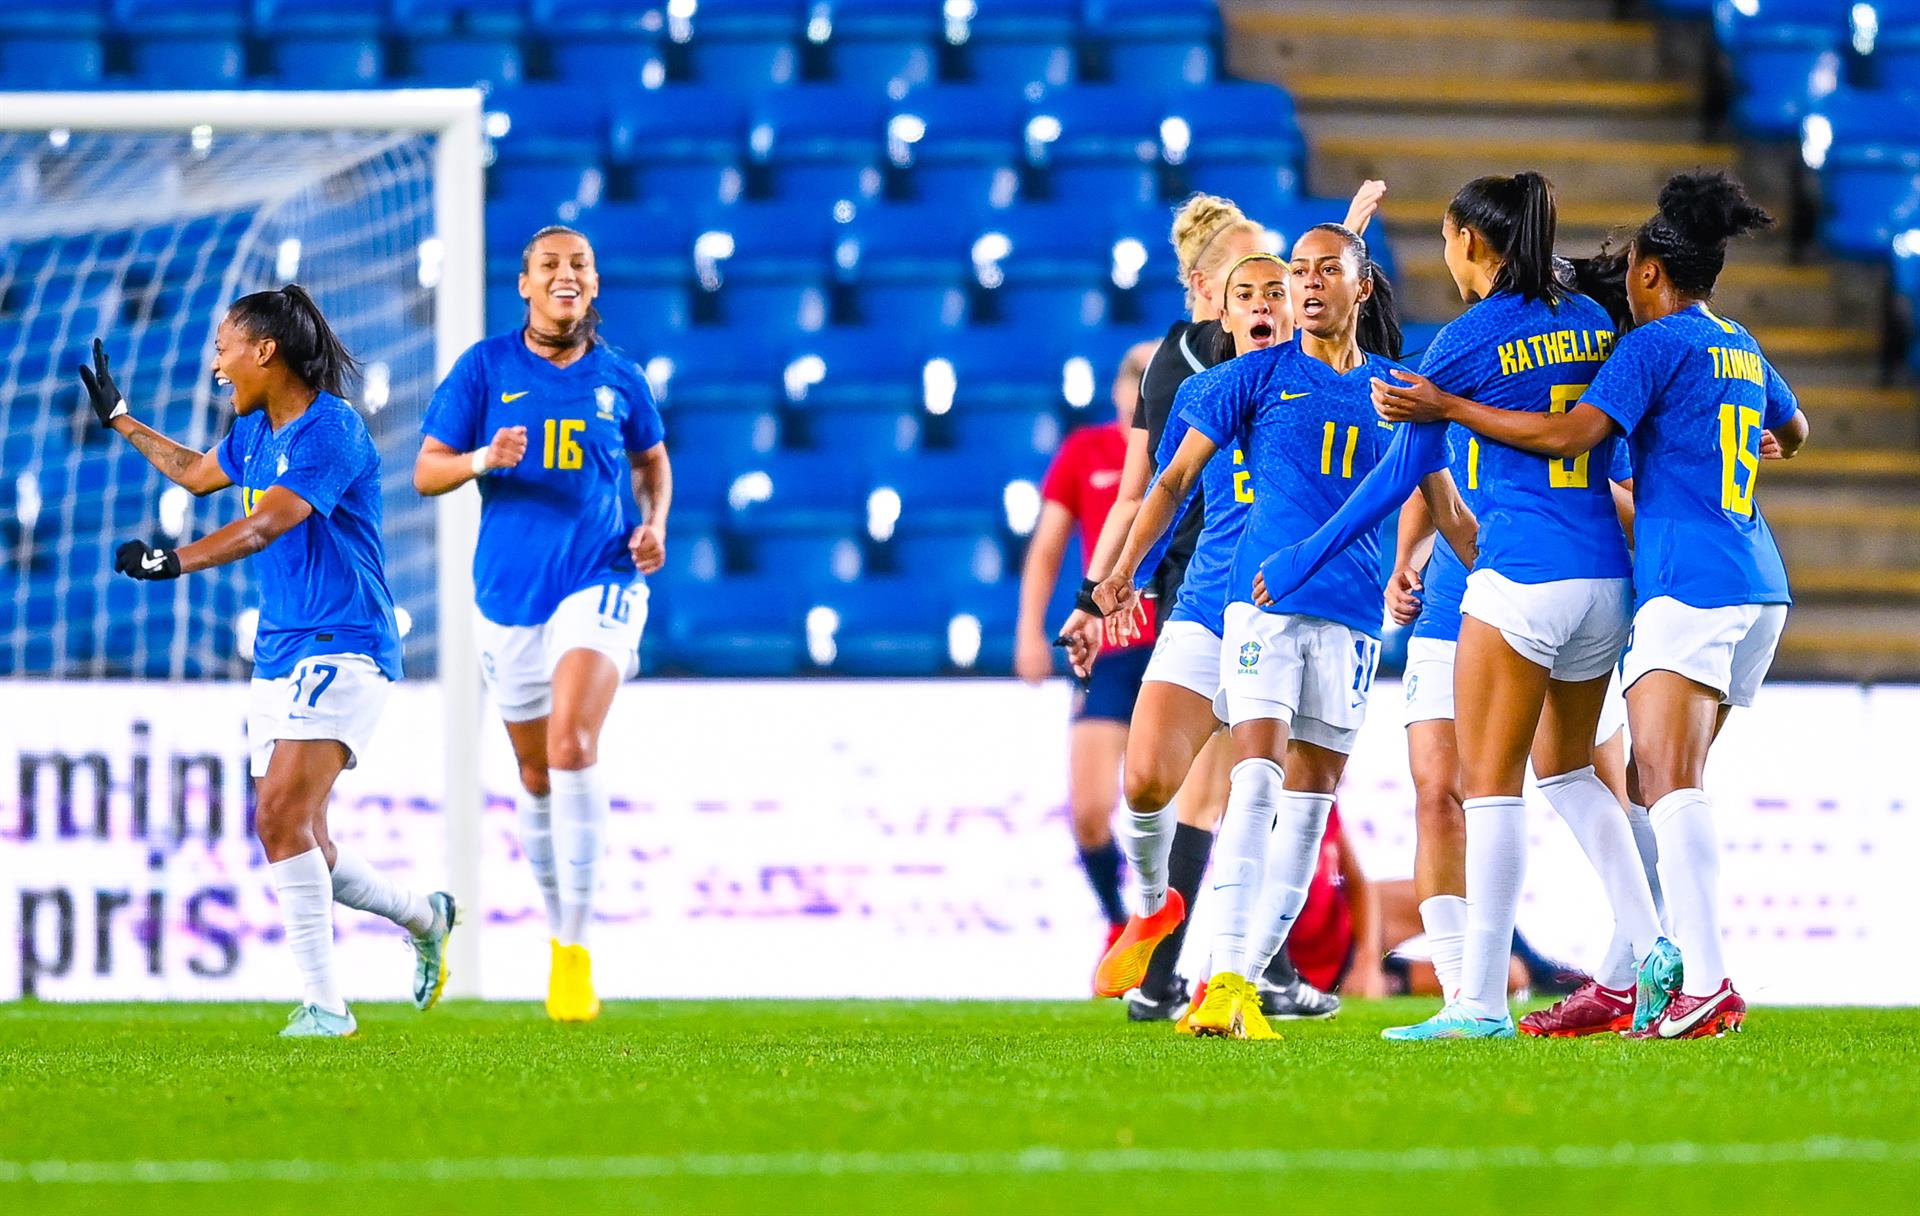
[423,331,667,627]
[1178,341,1407,637]
[1420,291,1629,585]
[214,392,402,680]
[1149,411,1252,635]
[1583,303,1797,609]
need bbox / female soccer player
[1016,339,1159,965]
[91,286,453,1038]
[1071,186,1385,1023]
[1376,171,1808,1039]
[1097,224,1467,1038]
[414,225,671,1023]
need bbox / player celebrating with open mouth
[91,285,453,1038]
[414,224,671,1023]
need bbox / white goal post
[0,91,488,996]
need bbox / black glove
[78,338,128,427]
[115,540,181,581]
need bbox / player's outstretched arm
[1373,368,1612,459]
[627,441,671,573]
[114,486,315,581]
[80,340,230,495]
[413,429,528,495]
[1094,427,1214,631]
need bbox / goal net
[0,99,478,681]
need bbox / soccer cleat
[279,1003,357,1038]
[1382,1002,1517,1041]
[1186,971,1245,1038]
[1124,983,1191,1024]
[1173,980,1207,1035]
[1626,979,1746,1040]
[410,891,456,1012]
[1256,974,1341,1021]
[1236,978,1281,1042]
[1519,979,1633,1037]
[547,942,601,1023]
[1631,936,1684,1034]
[1093,889,1187,998]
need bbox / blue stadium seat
[1874,8,1920,93]
[489,161,599,213]
[406,35,525,86]
[813,578,950,674]
[269,36,386,87]
[1811,86,1920,256]
[643,328,785,409]
[945,404,1060,474]
[1714,0,1847,138]
[1024,85,1165,206]
[1166,82,1305,207]
[781,330,927,410]
[0,36,105,88]
[928,328,1072,411]
[579,200,696,282]
[887,529,1006,585]
[666,411,781,525]
[744,528,866,584]
[253,0,385,34]
[835,201,987,329]
[594,279,693,338]
[0,0,105,35]
[488,84,612,165]
[128,36,248,88]
[884,85,1027,206]
[393,0,530,36]
[658,576,805,674]
[963,0,1078,90]
[974,202,1113,328]
[806,409,923,463]
[885,449,1026,534]
[748,86,889,204]
[119,0,248,33]
[610,86,749,206]
[1088,0,1218,87]
[534,0,667,86]
[486,281,527,332]
[485,198,574,265]
[823,0,940,90]
[694,201,845,332]
[726,452,867,536]
[676,0,805,88]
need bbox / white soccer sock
[271,848,346,1016]
[1247,792,1335,979]
[1117,799,1176,916]
[517,789,562,937]
[1458,796,1527,1018]
[1418,894,1468,1002]
[1207,758,1283,976]
[1626,802,1672,935]
[551,764,608,947]
[1651,788,1728,997]
[329,847,436,937]
[1537,766,1663,984]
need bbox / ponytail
[1447,172,1563,305]
[226,283,361,398]
[1555,250,1632,330]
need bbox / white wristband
[470,448,490,477]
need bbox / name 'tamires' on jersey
[1177,340,1407,637]
[1418,290,1629,585]
[1583,303,1799,609]
[215,391,402,680]
[424,332,667,627]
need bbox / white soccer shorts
[477,582,650,723]
[1220,601,1381,755]
[1143,619,1227,721]
[1402,637,1457,727]
[1595,669,1628,743]
[247,652,391,778]
[1461,568,1631,683]
[1621,596,1788,708]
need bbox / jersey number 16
[543,419,585,470]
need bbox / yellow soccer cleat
[1237,977,1282,1042]
[1188,971,1245,1038]
[546,941,601,1023]
[1173,980,1207,1036]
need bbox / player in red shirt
[1017,341,1160,968]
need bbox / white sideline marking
[3,1138,1917,1185]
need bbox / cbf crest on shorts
[1405,672,1419,702]
[1238,640,1261,672]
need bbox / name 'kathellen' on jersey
[1496,328,1614,376]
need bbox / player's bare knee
[517,762,551,798]
[1122,759,1178,815]
[1414,787,1465,841]
[546,728,596,772]
[253,783,313,856]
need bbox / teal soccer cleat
[1632,936,1684,1034]
[279,1003,357,1038]
[412,892,457,1012]
[1382,1003,1518,1041]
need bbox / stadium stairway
[1225,0,1920,681]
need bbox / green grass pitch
[2,1000,1917,1214]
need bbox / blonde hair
[1172,193,1262,313]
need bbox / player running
[414,225,671,1023]
[90,285,453,1038]
[1376,171,1808,1039]
[1096,224,1469,1039]
[1015,340,1159,966]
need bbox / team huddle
[1070,168,1803,1042]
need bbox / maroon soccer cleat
[1519,980,1634,1038]
[1625,979,1747,1040]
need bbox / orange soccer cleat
[1092,888,1187,998]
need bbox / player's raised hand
[78,338,129,428]
[114,539,181,581]
[482,425,528,471]
[1386,565,1425,626]
[1372,369,1449,424]
[628,522,665,573]
[1343,179,1388,236]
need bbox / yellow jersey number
[1547,383,1591,488]
[1232,448,1253,502]
[1320,422,1360,478]
[1718,402,1762,517]
[543,418,585,470]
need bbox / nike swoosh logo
[501,391,529,403]
[1658,991,1731,1037]
[1281,391,1310,400]
[140,553,166,572]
